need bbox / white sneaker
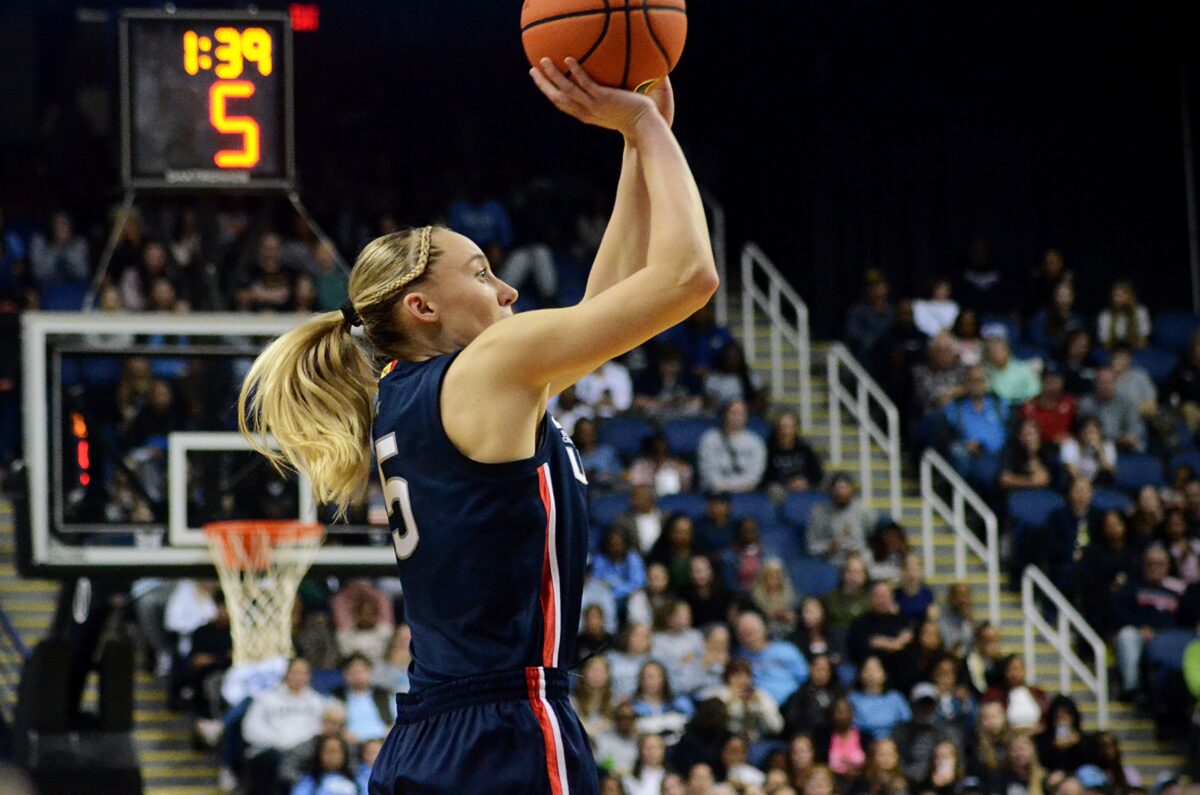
[218,766,238,793]
[194,718,223,748]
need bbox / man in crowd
[943,366,1008,490]
[848,581,917,691]
[1037,478,1103,596]
[1020,365,1076,444]
[807,474,876,565]
[1079,367,1146,452]
[734,611,809,705]
[912,333,966,415]
[331,653,395,744]
[1114,545,1181,700]
[984,336,1040,404]
[241,657,327,792]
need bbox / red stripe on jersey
[537,466,557,668]
[525,667,566,795]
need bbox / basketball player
[239,58,716,794]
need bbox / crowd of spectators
[842,252,1200,728]
[5,195,1198,794]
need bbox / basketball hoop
[204,520,324,667]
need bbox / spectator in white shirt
[242,657,327,793]
[697,399,767,494]
[575,360,634,417]
[164,579,218,658]
[913,279,960,338]
[336,597,395,666]
[1059,415,1117,485]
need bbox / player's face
[421,232,518,347]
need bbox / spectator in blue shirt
[943,366,1008,491]
[572,418,624,493]
[735,611,809,705]
[894,553,936,623]
[593,529,647,611]
[848,655,912,741]
[447,193,514,251]
[355,739,382,795]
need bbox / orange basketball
[521,0,687,93]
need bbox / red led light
[289,4,319,32]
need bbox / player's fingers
[529,68,590,119]
[564,58,601,96]
[539,58,593,105]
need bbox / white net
[204,521,324,667]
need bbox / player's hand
[648,76,674,128]
[530,57,656,138]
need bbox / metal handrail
[739,243,812,432]
[702,191,729,328]
[920,450,1000,626]
[0,600,30,725]
[826,342,902,520]
[1022,565,1109,729]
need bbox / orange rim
[203,520,324,571]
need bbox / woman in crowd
[821,696,867,781]
[622,734,668,795]
[929,653,977,734]
[724,517,766,593]
[370,623,411,695]
[866,520,909,582]
[790,596,834,663]
[805,766,839,795]
[764,410,824,499]
[1036,695,1088,776]
[648,514,698,591]
[1091,731,1141,795]
[1058,414,1116,486]
[288,735,357,795]
[682,554,733,627]
[572,655,615,738]
[1058,329,1100,396]
[998,419,1055,493]
[914,620,947,684]
[1097,280,1151,350]
[719,735,767,790]
[704,343,764,411]
[1163,508,1200,584]
[970,700,1012,781]
[626,433,693,496]
[594,528,647,615]
[651,599,706,696]
[984,655,1049,734]
[845,738,909,795]
[787,734,818,791]
[782,653,845,738]
[937,582,976,659]
[921,741,964,795]
[848,656,912,742]
[824,555,870,656]
[751,557,799,638]
[951,310,985,367]
[698,623,732,693]
[578,603,614,660]
[1029,281,1083,354]
[895,553,936,623]
[630,660,693,742]
[626,562,673,628]
[704,657,783,743]
[995,735,1046,795]
[606,622,655,702]
[1128,484,1166,548]
[572,417,624,492]
[1076,511,1137,635]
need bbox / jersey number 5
[374,433,419,559]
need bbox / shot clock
[120,10,295,190]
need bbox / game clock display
[120,10,294,190]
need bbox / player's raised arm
[457,61,717,391]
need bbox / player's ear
[401,291,438,325]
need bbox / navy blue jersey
[371,352,590,692]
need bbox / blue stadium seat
[589,493,630,532]
[729,492,777,527]
[758,522,807,574]
[1152,313,1200,353]
[1010,344,1043,363]
[1131,347,1178,386]
[597,417,654,461]
[1007,489,1065,528]
[1091,488,1132,515]
[1115,453,1166,491]
[39,282,88,310]
[1169,451,1200,477]
[663,418,715,459]
[747,415,772,441]
[781,492,829,529]
[657,492,708,522]
[791,556,840,598]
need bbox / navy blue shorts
[368,666,601,795]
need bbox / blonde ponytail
[238,311,378,516]
[238,225,445,518]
